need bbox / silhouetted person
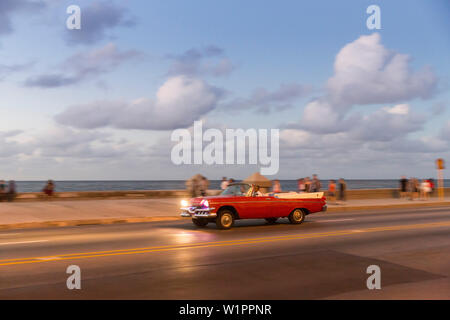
[304,177,311,193]
[399,176,408,199]
[199,176,209,196]
[0,180,6,202]
[328,179,336,204]
[338,178,347,202]
[311,174,321,192]
[7,180,16,202]
[42,180,55,197]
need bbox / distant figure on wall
[399,176,408,199]
[328,180,336,204]
[7,180,16,202]
[220,177,229,190]
[0,180,6,201]
[311,174,321,192]
[42,180,55,197]
[338,178,347,202]
[272,180,281,193]
[199,176,209,197]
[297,178,306,193]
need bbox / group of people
[0,180,55,202]
[0,180,17,202]
[297,175,322,193]
[399,176,434,200]
[186,175,210,197]
[327,179,347,203]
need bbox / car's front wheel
[216,210,234,230]
[288,209,306,224]
[192,218,208,227]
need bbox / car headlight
[180,199,189,207]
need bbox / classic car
[180,183,327,229]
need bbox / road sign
[436,158,445,170]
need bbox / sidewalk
[0,196,449,230]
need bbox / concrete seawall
[8,187,450,202]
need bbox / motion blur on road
[0,207,449,299]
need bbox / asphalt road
[0,207,449,299]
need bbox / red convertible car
[180,183,327,229]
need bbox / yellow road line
[1,221,449,267]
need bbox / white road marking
[352,230,364,233]
[36,257,61,261]
[0,240,49,246]
[317,218,355,223]
[0,233,22,236]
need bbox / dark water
[9,180,449,193]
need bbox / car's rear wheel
[192,218,208,227]
[288,209,306,224]
[216,210,234,230]
[265,217,278,224]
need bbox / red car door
[234,196,270,218]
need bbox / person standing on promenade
[328,180,336,204]
[220,177,229,190]
[311,174,321,192]
[428,178,435,196]
[7,180,16,202]
[420,179,431,200]
[42,180,55,197]
[297,178,306,193]
[338,178,347,202]
[200,176,209,196]
[273,179,281,193]
[0,180,6,201]
[399,176,408,199]
[304,177,311,193]
[409,178,419,200]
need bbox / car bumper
[180,207,217,218]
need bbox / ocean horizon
[7,179,449,193]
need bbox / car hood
[190,194,240,205]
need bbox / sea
[9,179,450,193]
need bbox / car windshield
[221,183,251,196]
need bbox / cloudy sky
[0,0,449,180]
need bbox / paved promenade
[0,196,449,230]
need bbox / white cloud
[55,75,223,130]
[327,33,437,106]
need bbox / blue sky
[0,0,449,180]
